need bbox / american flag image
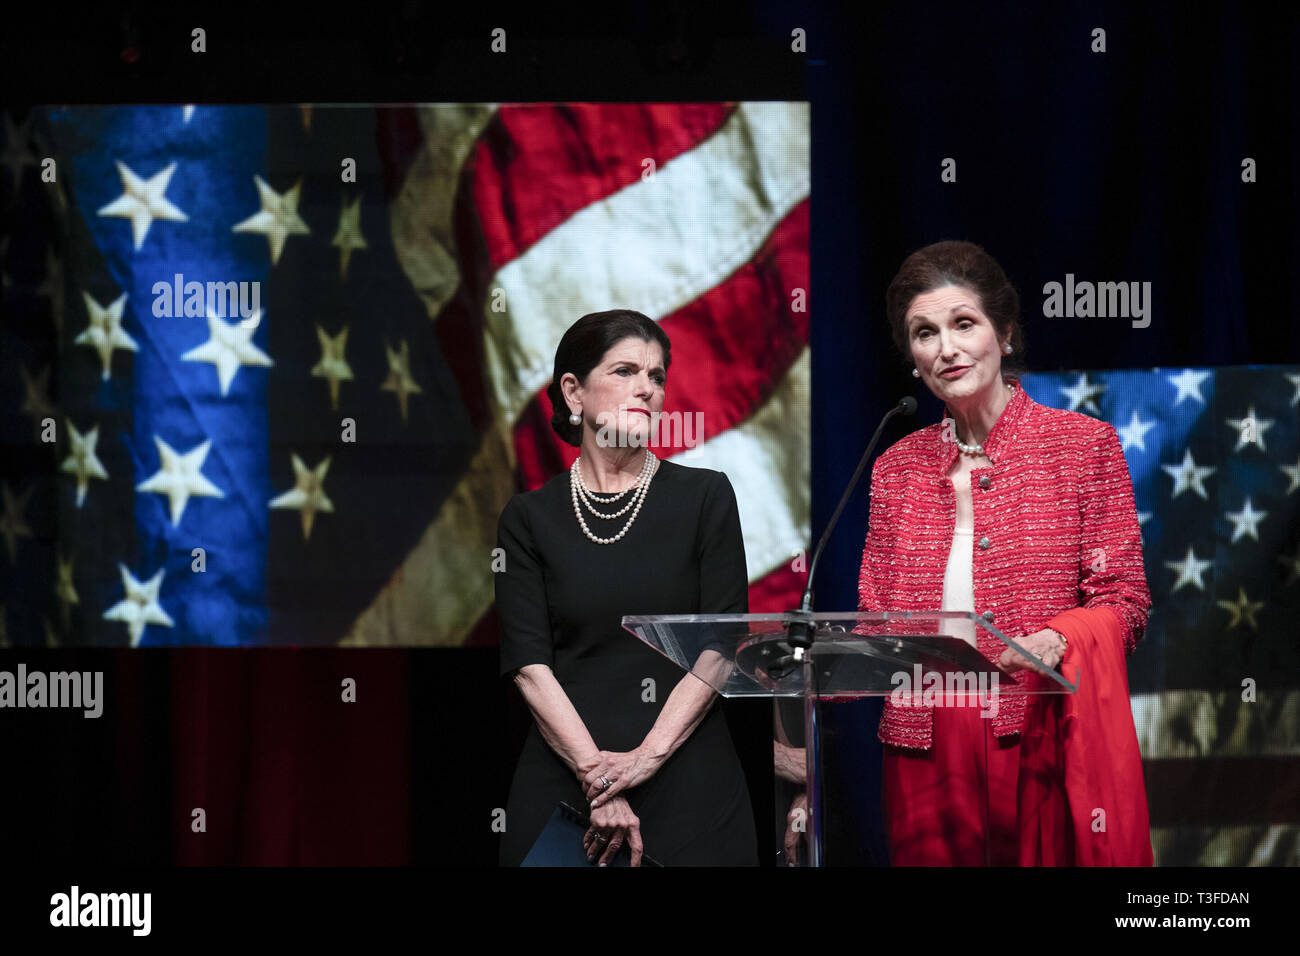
[1017,367,1300,865]
[9,103,1291,867]
[0,102,811,649]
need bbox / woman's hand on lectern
[997,628,1067,674]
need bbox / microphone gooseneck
[782,395,917,658]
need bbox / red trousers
[883,698,1020,866]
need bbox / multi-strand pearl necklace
[953,382,1016,456]
[570,450,659,544]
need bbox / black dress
[497,458,758,866]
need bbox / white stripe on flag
[673,346,809,582]
[1131,690,1300,759]
[482,101,811,426]
[391,104,499,320]
[1151,825,1300,866]
[341,419,515,646]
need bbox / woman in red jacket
[859,240,1154,865]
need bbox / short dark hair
[546,310,673,446]
[885,240,1026,377]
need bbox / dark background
[1,1,1297,866]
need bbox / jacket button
[978,535,991,549]
[978,475,991,489]
[982,610,995,623]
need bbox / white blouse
[941,523,978,649]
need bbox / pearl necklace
[953,383,1016,456]
[573,453,654,519]
[570,451,659,544]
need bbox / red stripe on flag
[471,103,735,268]
[512,198,809,485]
[652,198,809,446]
[514,390,569,491]
[747,562,807,613]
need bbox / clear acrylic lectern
[622,610,1077,866]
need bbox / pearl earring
[1004,345,1012,354]
[569,411,582,425]
[912,368,920,378]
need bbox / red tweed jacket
[857,378,1152,750]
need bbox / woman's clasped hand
[581,747,662,809]
[583,795,644,866]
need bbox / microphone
[783,395,917,657]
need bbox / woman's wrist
[635,742,668,772]
[635,729,672,760]
[574,749,602,779]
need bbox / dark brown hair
[885,240,1026,377]
[546,310,672,446]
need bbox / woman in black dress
[497,309,757,867]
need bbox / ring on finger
[599,775,611,790]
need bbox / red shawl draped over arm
[1018,423,1154,866]
[1018,606,1153,865]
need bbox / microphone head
[898,396,918,415]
